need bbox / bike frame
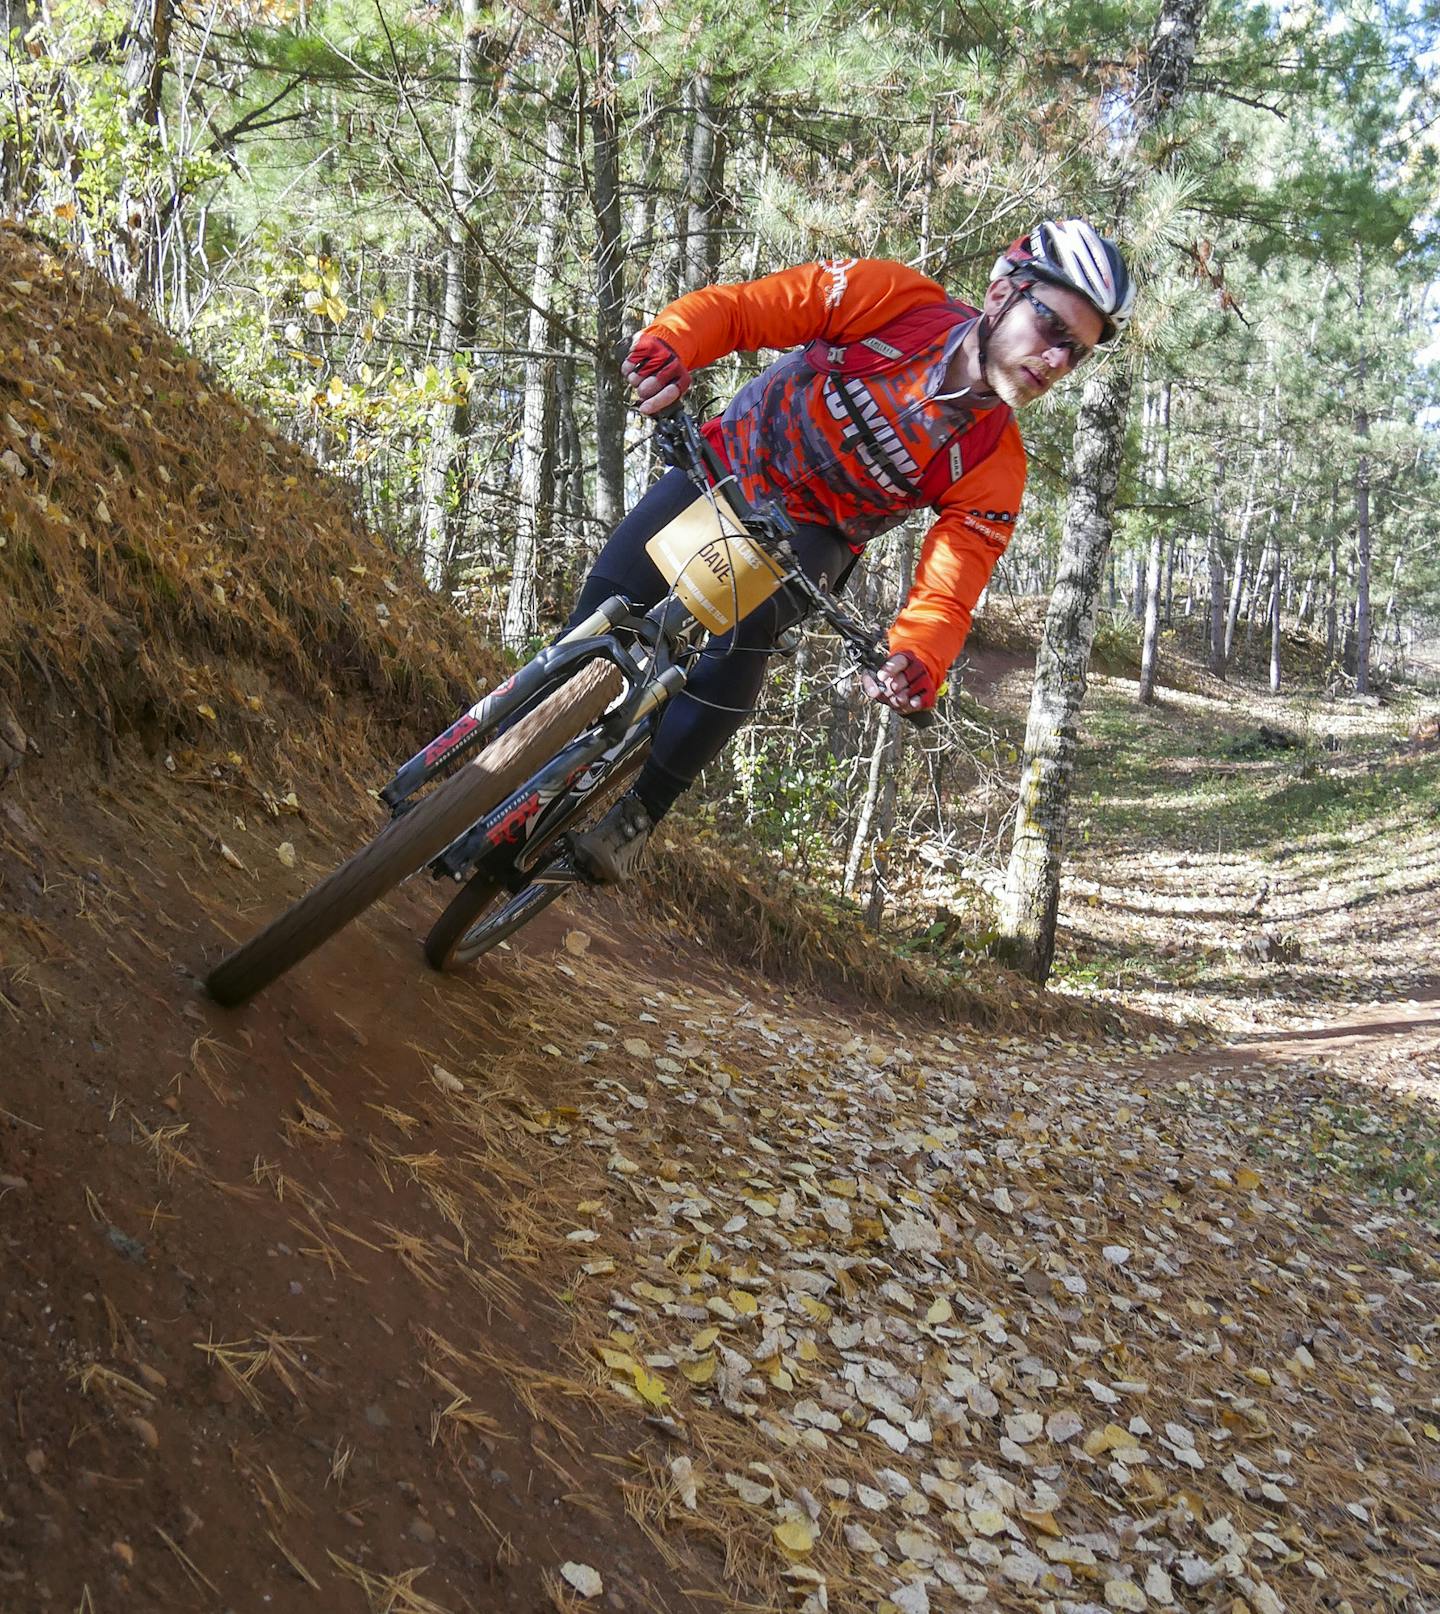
[389,407,932,906]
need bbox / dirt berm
[4,227,1438,1614]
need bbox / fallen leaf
[773,1518,816,1556]
[560,1562,602,1598]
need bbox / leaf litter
[510,973,1440,1613]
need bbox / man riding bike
[570,219,1135,884]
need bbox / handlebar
[651,407,937,730]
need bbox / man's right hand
[622,333,691,416]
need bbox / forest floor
[2,224,1439,1614]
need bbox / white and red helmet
[992,219,1135,342]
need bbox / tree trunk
[1268,546,1282,693]
[680,74,724,293]
[1137,380,1171,704]
[503,106,566,649]
[417,0,482,584]
[1223,432,1265,661]
[1355,425,1372,693]
[1206,453,1227,676]
[995,362,1131,982]
[112,0,173,299]
[843,530,915,924]
[2,0,34,212]
[587,0,625,529]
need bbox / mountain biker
[570,219,1135,883]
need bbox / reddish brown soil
[1,741,715,1614]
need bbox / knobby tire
[204,659,624,1006]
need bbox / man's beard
[989,347,1054,410]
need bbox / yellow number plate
[644,488,785,635]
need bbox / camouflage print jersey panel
[717,319,976,547]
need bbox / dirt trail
[5,744,1440,1614]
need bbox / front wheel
[204,658,623,1006]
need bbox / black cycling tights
[567,468,854,823]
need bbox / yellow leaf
[597,1346,636,1373]
[796,1338,820,1363]
[690,1327,719,1352]
[277,842,296,868]
[773,1519,816,1556]
[633,1281,674,1304]
[1019,1507,1062,1537]
[632,1365,668,1408]
[926,1297,953,1326]
[1244,1366,1273,1387]
[799,1295,831,1323]
[1236,1166,1262,1191]
[1083,1423,1142,1457]
[196,703,217,722]
[1422,1422,1440,1441]
[681,1356,716,1385]
[968,1506,1010,1537]
[729,1289,758,1316]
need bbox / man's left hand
[861,651,937,713]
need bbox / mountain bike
[205,408,932,1007]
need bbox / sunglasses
[1016,284,1092,369]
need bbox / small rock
[409,1518,437,1545]
[365,1404,389,1428]
[25,1448,45,1476]
[111,1541,135,1568]
[0,1174,27,1191]
[161,1095,181,1114]
[489,1468,510,1487]
[137,1364,167,1391]
[288,1281,303,1296]
[105,1226,146,1263]
[128,1416,159,1450]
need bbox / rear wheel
[424,875,565,970]
[205,658,623,1006]
[424,742,649,972]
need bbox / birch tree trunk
[996,363,1130,981]
[587,0,625,529]
[503,107,566,649]
[994,0,1208,984]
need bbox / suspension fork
[380,596,641,809]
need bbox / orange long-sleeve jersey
[644,258,1026,685]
